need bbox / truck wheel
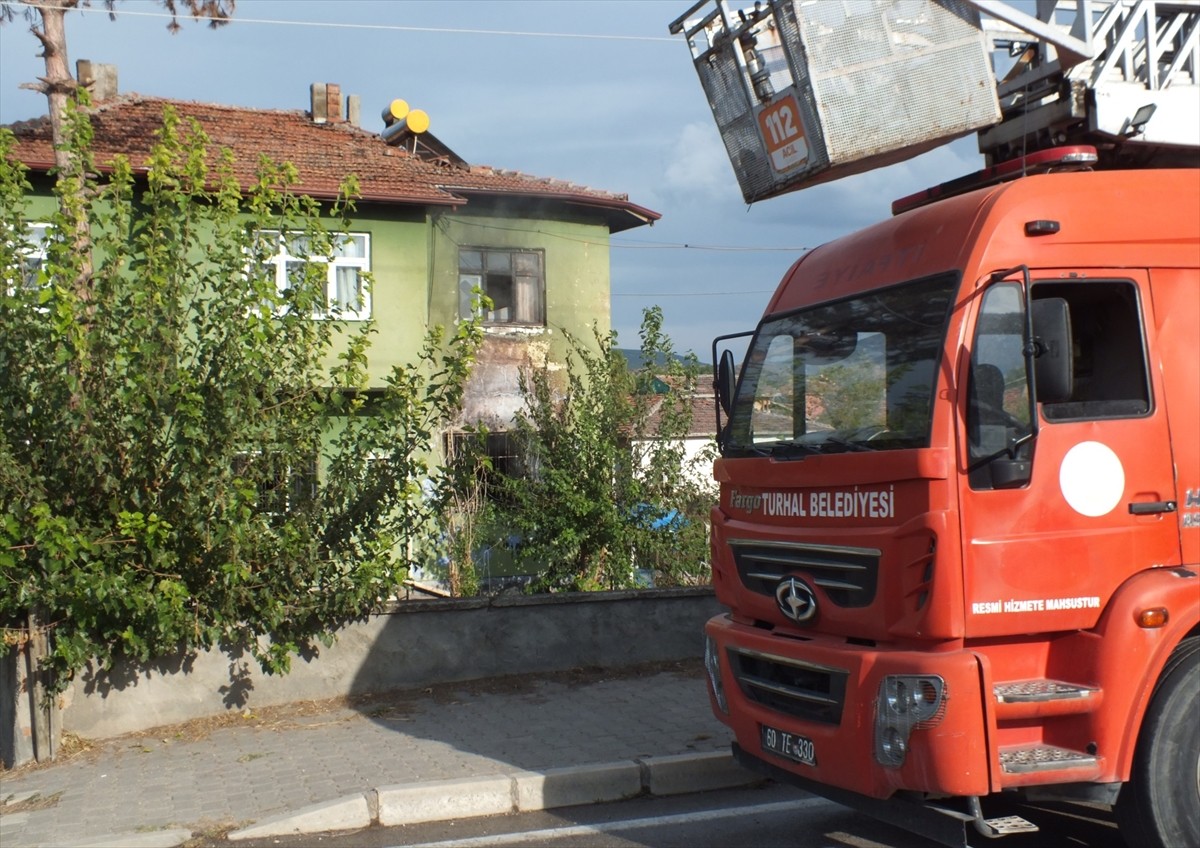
[1115,637,1199,848]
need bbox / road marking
[399,797,826,847]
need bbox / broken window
[458,248,544,326]
[446,429,526,478]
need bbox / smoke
[663,122,735,201]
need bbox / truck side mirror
[1032,298,1073,404]
[717,349,737,417]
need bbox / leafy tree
[0,103,481,692]
[488,307,714,592]
[2,0,237,378]
[3,1,233,163]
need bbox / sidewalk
[0,661,752,848]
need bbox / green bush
[490,307,715,591]
[0,103,480,691]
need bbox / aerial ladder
[669,0,1199,204]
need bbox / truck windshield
[725,274,958,457]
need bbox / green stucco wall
[430,211,612,359]
[17,179,617,424]
[322,204,430,384]
[323,203,612,395]
[430,209,613,428]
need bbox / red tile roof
[656,389,720,438]
[5,94,660,232]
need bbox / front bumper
[706,613,991,799]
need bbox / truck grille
[730,539,880,607]
[730,648,847,725]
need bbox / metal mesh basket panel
[682,0,999,202]
[694,41,779,201]
[794,0,998,159]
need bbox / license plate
[761,724,817,766]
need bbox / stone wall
[40,588,720,744]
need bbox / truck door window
[968,283,1034,489]
[1032,281,1151,421]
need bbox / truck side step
[1000,745,1098,774]
[930,797,1042,840]
[982,814,1040,836]
[994,680,1098,702]
[993,680,1102,719]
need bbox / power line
[445,218,811,254]
[2,3,815,257]
[437,218,776,299]
[5,1,677,43]
[613,291,775,297]
[613,238,810,252]
[5,3,796,302]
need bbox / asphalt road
[216,782,1130,848]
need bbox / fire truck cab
[670,1,1200,845]
[706,165,1198,846]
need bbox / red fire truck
[670,2,1199,846]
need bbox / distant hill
[616,348,711,371]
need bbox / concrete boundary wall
[56,587,721,740]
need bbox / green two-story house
[5,70,659,466]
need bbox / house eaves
[443,185,661,234]
[4,93,660,232]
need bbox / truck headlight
[704,634,729,714]
[874,675,946,767]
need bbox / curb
[226,750,759,841]
[74,832,197,848]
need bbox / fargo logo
[730,490,763,512]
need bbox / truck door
[959,272,1180,637]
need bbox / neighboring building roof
[634,378,719,440]
[686,392,718,438]
[4,93,660,233]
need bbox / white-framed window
[458,247,544,326]
[6,222,50,295]
[261,230,371,319]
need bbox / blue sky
[0,0,984,358]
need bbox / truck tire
[1115,636,1200,848]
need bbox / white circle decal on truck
[1059,441,1125,517]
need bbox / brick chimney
[77,60,118,101]
[310,82,345,124]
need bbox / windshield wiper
[738,433,879,459]
[768,434,879,458]
[821,434,878,453]
[723,443,773,458]
[769,440,825,460]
